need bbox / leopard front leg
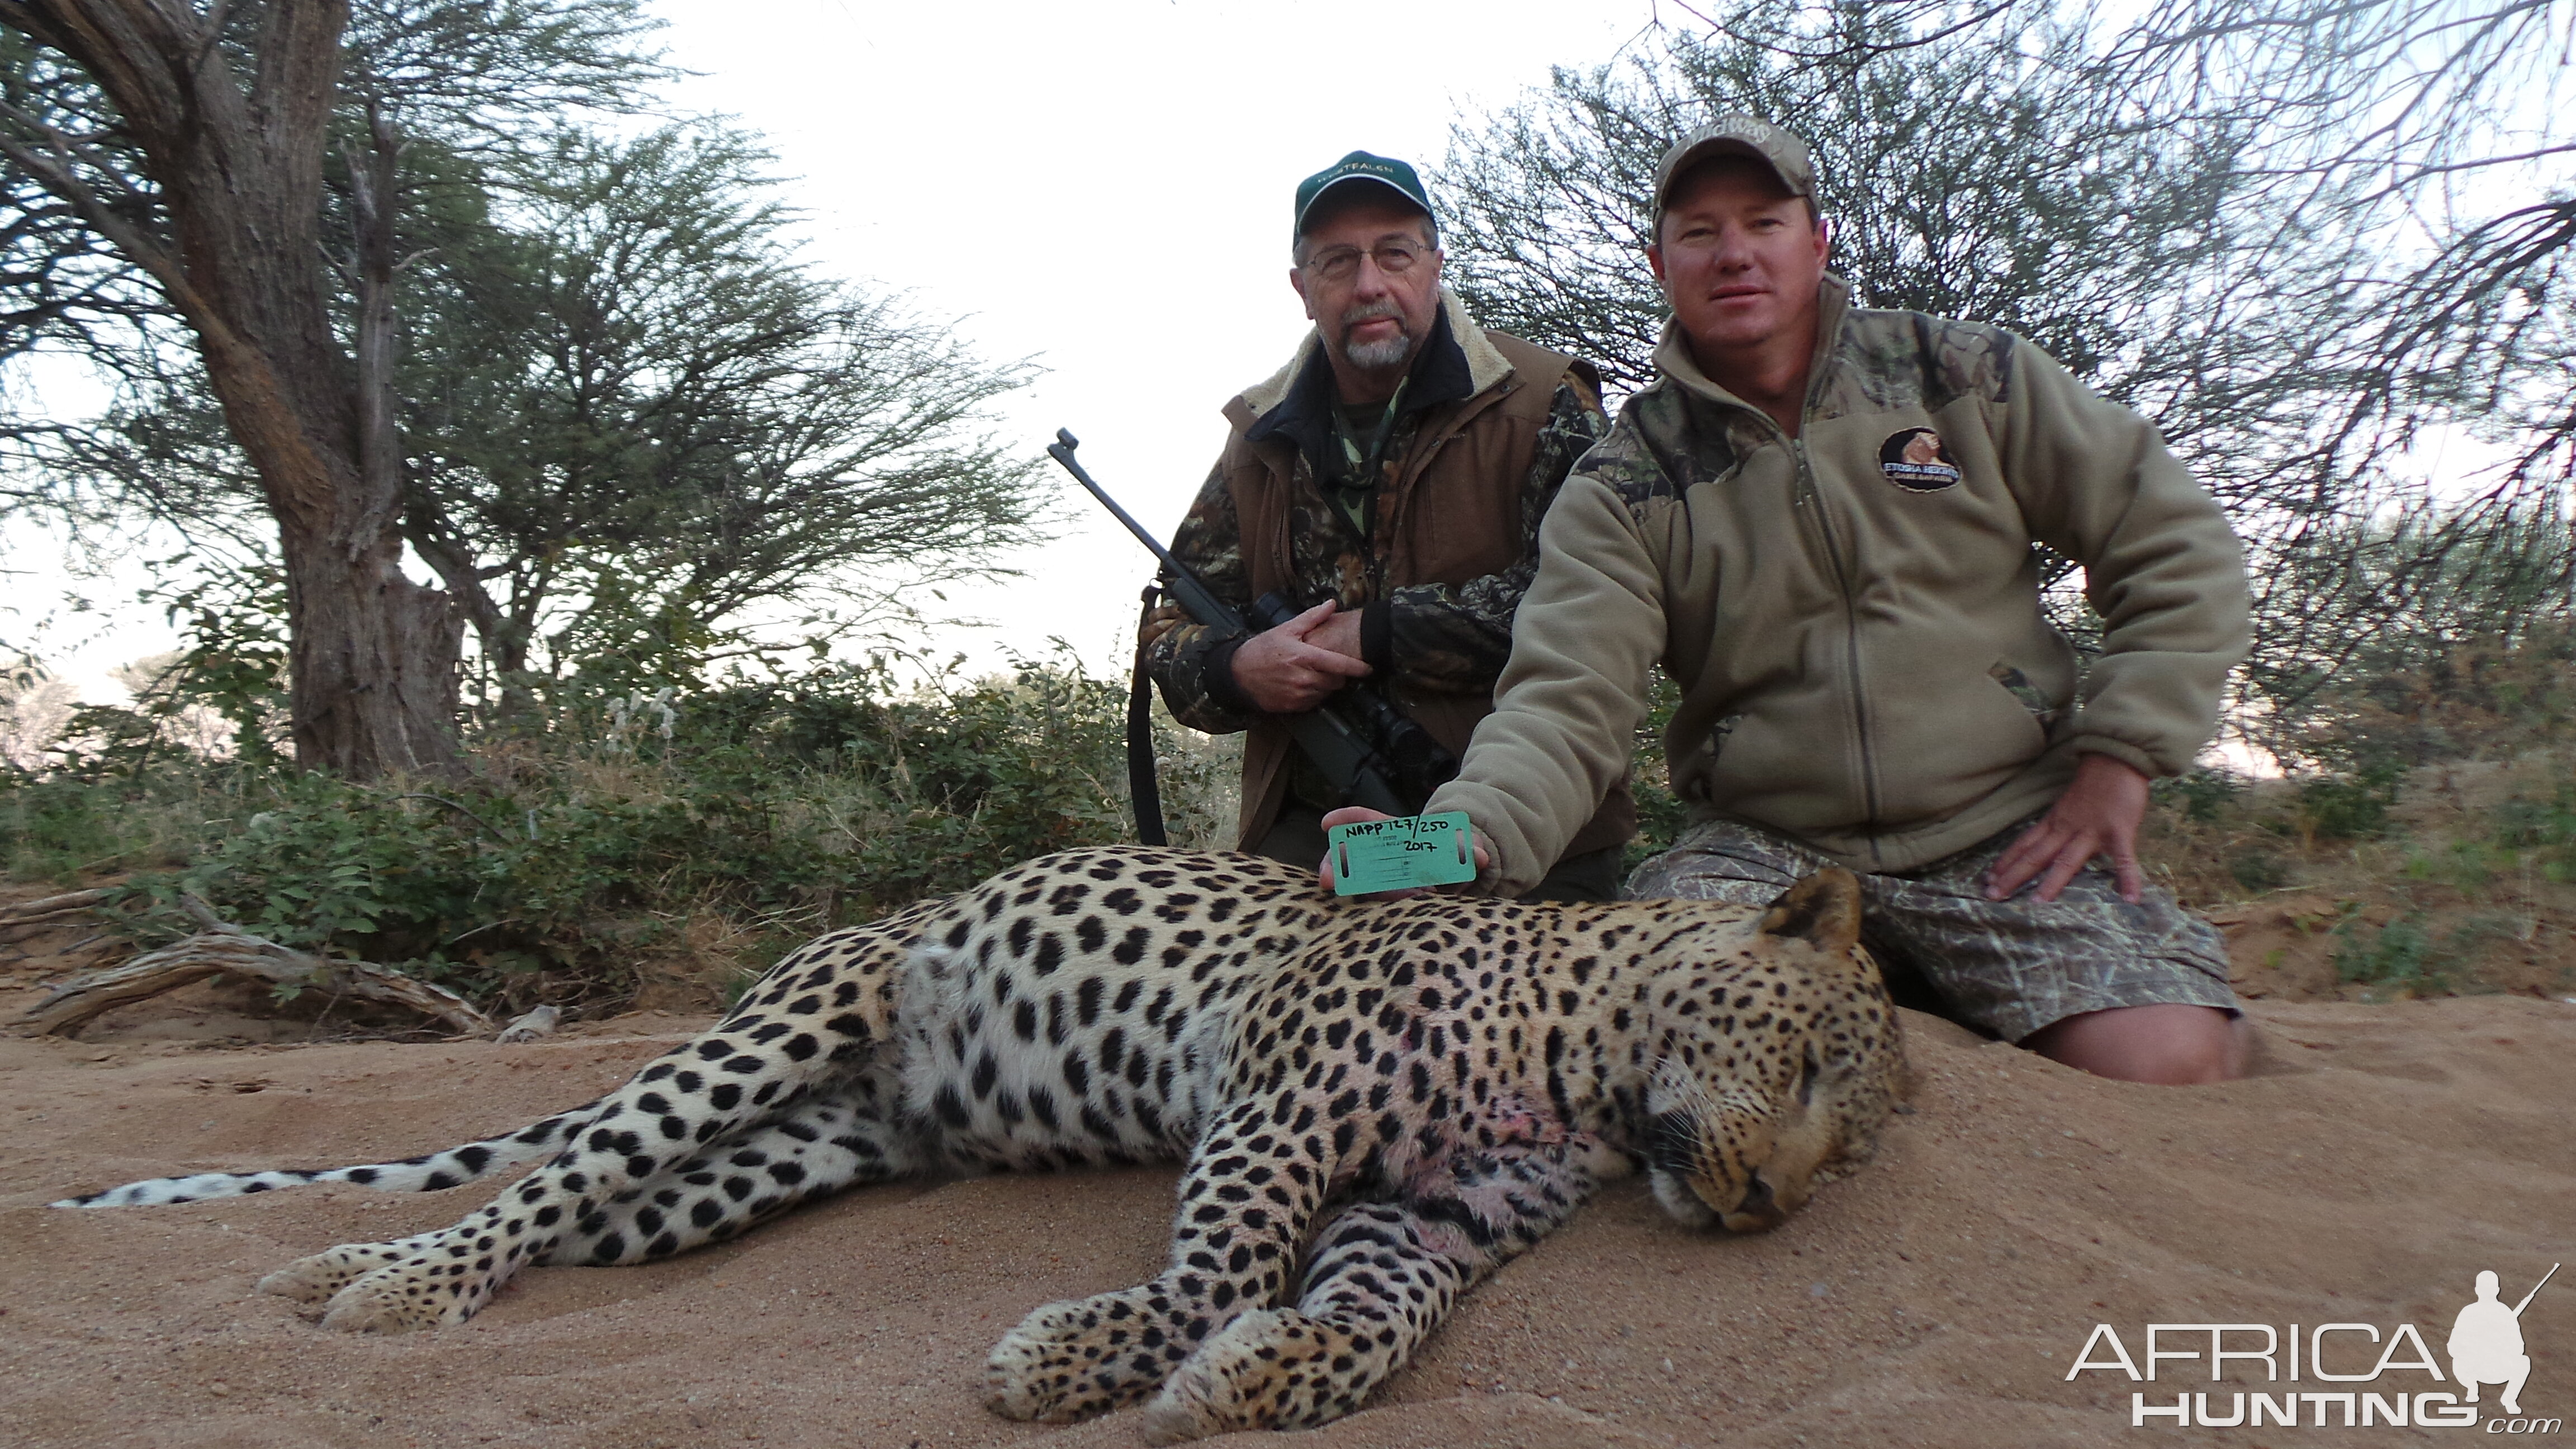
[984,1100,1328,1423]
[1138,1137,1613,1442]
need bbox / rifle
[1046,430,1455,839]
[2511,1263,2559,1317]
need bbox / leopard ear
[1758,868,1862,954]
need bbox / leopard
[50,845,1907,1441]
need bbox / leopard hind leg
[541,1067,927,1265]
[1139,1137,1615,1442]
[256,1074,919,1304]
[273,908,934,1332]
[287,1046,864,1330]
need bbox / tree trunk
[1,0,460,778]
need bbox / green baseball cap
[1293,151,1436,239]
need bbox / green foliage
[2330,907,2521,995]
[1622,668,1692,875]
[2227,847,2291,893]
[2332,910,2432,987]
[2285,619,2576,769]
[4,652,1148,1012]
[148,565,291,766]
[397,124,1048,687]
[2295,761,2407,841]
[1,775,155,880]
[2427,776,2576,887]
[2154,767,2243,823]
[2494,783,2576,883]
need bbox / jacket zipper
[1367,386,1487,596]
[1787,430,1884,859]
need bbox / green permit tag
[1327,812,1478,896]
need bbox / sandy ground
[1,979,2572,1447]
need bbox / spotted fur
[53,846,1905,1440]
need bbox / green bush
[6,652,1160,1014]
[2155,767,2244,823]
[2296,760,2407,841]
[1,776,149,880]
[2227,847,2291,893]
[2329,908,2518,993]
[2490,780,2576,882]
[1622,669,1692,875]
[2332,911,2432,987]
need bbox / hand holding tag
[1324,811,1482,897]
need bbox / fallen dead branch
[495,1003,561,1043]
[16,895,498,1039]
[0,889,111,941]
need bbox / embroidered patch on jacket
[1878,427,1961,492]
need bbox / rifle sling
[1127,584,1168,846]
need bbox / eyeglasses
[1301,241,1429,284]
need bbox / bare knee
[2021,1004,2246,1085]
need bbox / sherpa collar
[1234,289,1516,475]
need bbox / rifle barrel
[1049,432,1184,575]
[2512,1262,2559,1317]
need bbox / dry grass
[2142,628,2576,1006]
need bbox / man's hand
[1318,806,1490,897]
[1985,754,2153,904]
[1230,600,1371,713]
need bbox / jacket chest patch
[1878,427,1961,492]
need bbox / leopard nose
[1721,1172,1787,1232]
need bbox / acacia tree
[2088,0,2576,657]
[40,122,1051,700]
[0,0,661,778]
[396,127,1045,688]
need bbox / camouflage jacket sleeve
[1372,370,1609,694]
[1138,460,1261,735]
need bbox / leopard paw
[312,1256,495,1333]
[984,1291,1183,1423]
[1140,1308,1371,1443]
[257,1240,424,1304]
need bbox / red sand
[2,993,2570,1448]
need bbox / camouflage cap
[1294,151,1436,239]
[1652,115,1816,230]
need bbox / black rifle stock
[1048,429,1452,820]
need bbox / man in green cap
[1337,117,2255,1085]
[1139,150,1635,899]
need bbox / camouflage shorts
[1623,816,2238,1043]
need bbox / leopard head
[1641,867,1907,1234]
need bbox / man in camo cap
[1140,150,1634,900]
[1347,117,2255,1084]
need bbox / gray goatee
[1337,302,1414,371]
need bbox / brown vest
[1217,329,1637,869]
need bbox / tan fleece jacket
[1428,276,2251,894]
